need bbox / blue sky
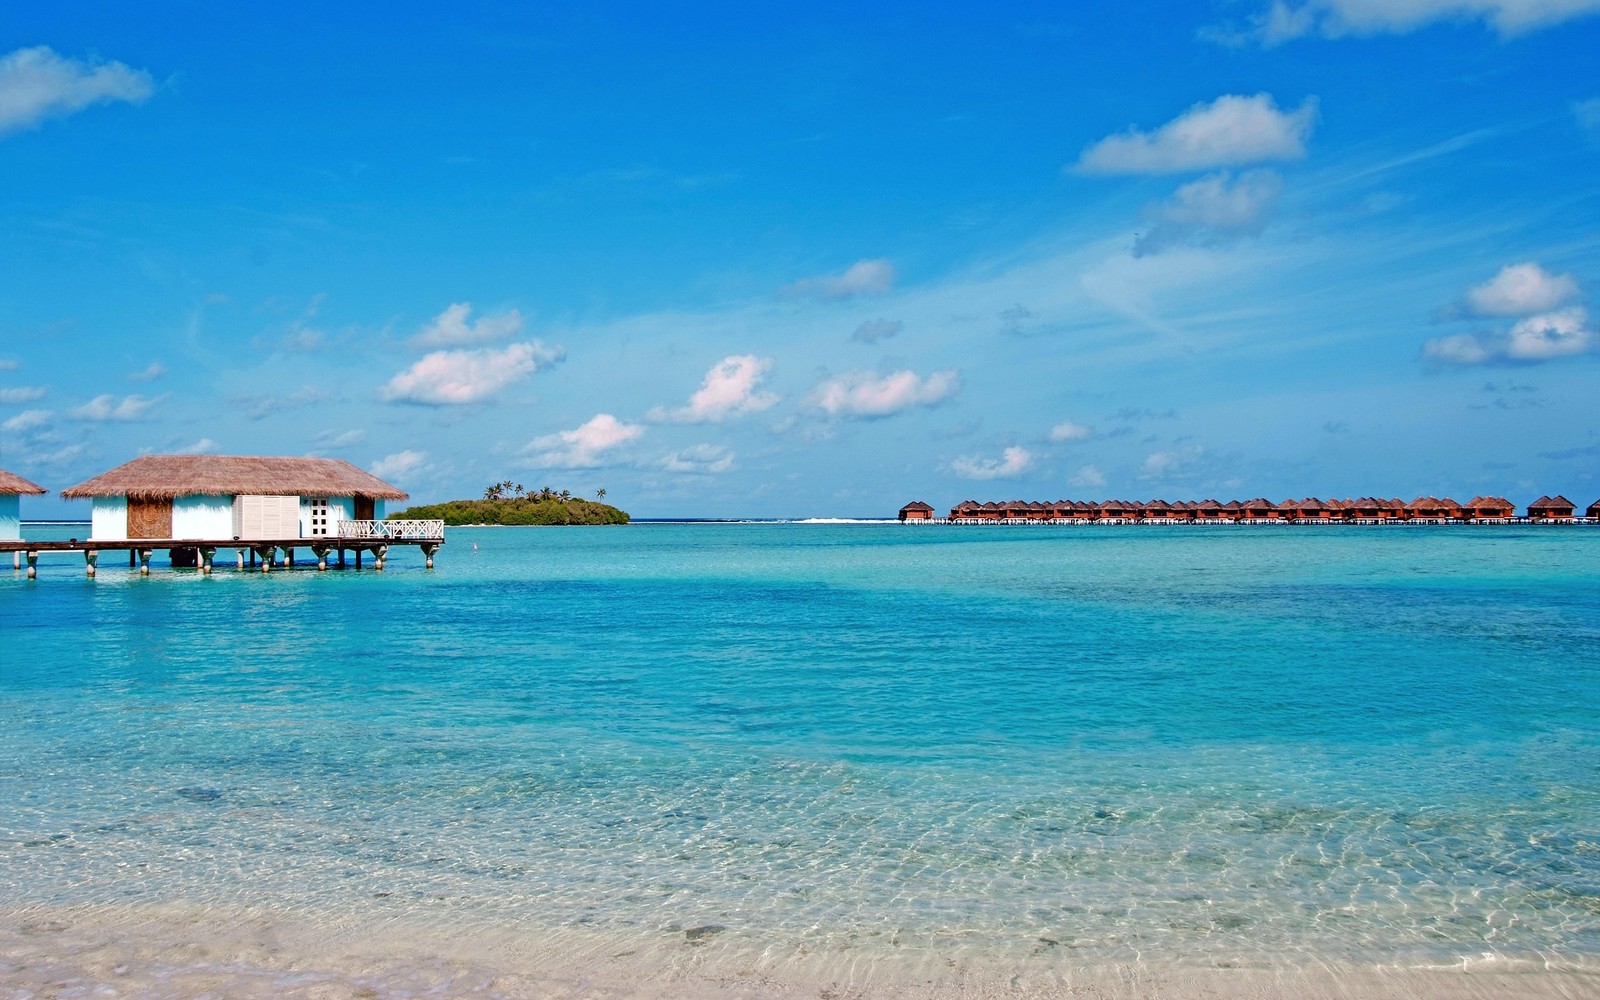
[2,2,1597,517]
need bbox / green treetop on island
[390,482,628,525]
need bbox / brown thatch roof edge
[0,468,46,494]
[61,455,408,501]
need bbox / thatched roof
[61,455,408,500]
[0,468,45,495]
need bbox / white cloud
[1506,307,1593,359]
[781,258,897,300]
[128,361,165,383]
[1077,94,1318,175]
[1210,0,1600,45]
[648,355,779,423]
[380,340,564,405]
[1423,333,1494,365]
[851,318,903,343]
[1465,262,1580,317]
[1139,446,1208,482]
[0,385,47,404]
[525,414,643,469]
[1070,464,1108,489]
[370,450,426,481]
[0,46,155,137]
[412,302,525,347]
[1048,420,1094,443]
[238,385,332,420]
[951,446,1033,480]
[662,443,736,474]
[174,437,218,455]
[313,428,366,449]
[1134,169,1284,255]
[68,393,163,421]
[810,369,961,419]
[1,408,51,432]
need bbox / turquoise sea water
[2,523,1598,971]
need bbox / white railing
[335,519,445,540]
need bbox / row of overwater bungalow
[2,455,444,577]
[900,495,1597,524]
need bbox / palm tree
[596,488,606,500]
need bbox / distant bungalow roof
[62,455,408,501]
[0,468,46,495]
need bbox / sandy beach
[3,904,1595,1000]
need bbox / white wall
[0,495,19,541]
[91,497,128,541]
[172,494,234,538]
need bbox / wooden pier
[2,519,444,579]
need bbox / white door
[308,497,331,536]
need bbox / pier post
[12,551,18,571]
[199,547,215,576]
[373,545,389,571]
[237,548,247,570]
[85,551,97,578]
[338,548,347,569]
[255,545,275,573]
[421,542,439,569]
[286,547,295,567]
[355,549,362,570]
[26,551,37,580]
[312,544,331,571]
[130,550,137,567]
[138,549,152,576]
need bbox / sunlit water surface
[2,523,1597,984]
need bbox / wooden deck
[2,528,444,578]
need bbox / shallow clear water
[2,523,1598,969]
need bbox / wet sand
[2,904,1593,999]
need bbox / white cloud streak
[413,302,525,347]
[1077,94,1318,175]
[662,443,736,474]
[951,446,1033,480]
[780,259,897,300]
[1134,169,1285,255]
[1425,308,1593,364]
[0,46,155,136]
[370,450,427,480]
[1070,464,1108,489]
[648,355,778,423]
[1466,262,1580,316]
[174,437,218,455]
[0,386,47,404]
[68,393,163,421]
[1211,0,1600,45]
[525,414,644,469]
[810,369,961,419]
[1048,420,1094,443]
[380,341,564,405]
[1,408,51,432]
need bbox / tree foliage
[392,487,629,526]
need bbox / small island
[389,482,629,526]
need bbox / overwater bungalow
[899,501,935,521]
[62,455,409,541]
[1,468,46,541]
[1527,495,1576,520]
[1464,496,1516,520]
[1588,499,1600,520]
[919,492,1587,526]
